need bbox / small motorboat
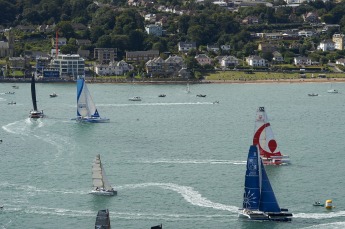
[308,93,318,96]
[8,101,16,105]
[50,92,57,98]
[5,92,15,94]
[327,89,338,93]
[12,85,19,89]
[313,201,324,207]
[213,101,219,104]
[196,94,206,97]
[158,94,166,97]
[129,96,142,101]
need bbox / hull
[262,155,290,165]
[30,110,44,119]
[129,97,141,101]
[75,117,110,123]
[239,209,292,221]
[90,190,117,196]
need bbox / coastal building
[272,51,284,62]
[50,54,85,78]
[220,56,239,68]
[303,12,319,23]
[318,40,335,51]
[36,57,51,75]
[51,37,67,47]
[94,48,117,64]
[246,55,266,67]
[332,33,345,50]
[294,56,312,66]
[258,43,278,53]
[0,30,14,58]
[145,24,163,36]
[178,42,197,52]
[95,60,133,76]
[126,50,159,63]
[207,44,220,52]
[298,30,314,37]
[195,54,212,66]
[336,58,345,66]
[8,57,28,70]
[220,44,231,51]
[145,55,184,77]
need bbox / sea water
[0,81,344,229]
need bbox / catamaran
[90,154,117,196]
[29,75,44,118]
[238,145,293,221]
[75,77,109,123]
[253,107,290,165]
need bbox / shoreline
[1,77,344,84]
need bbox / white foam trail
[302,221,345,228]
[139,159,246,165]
[102,102,214,107]
[2,204,229,220]
[294,211,345,219]
[120,183,238,213]
[2,119,75,164]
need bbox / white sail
[77,79,97,118]
[91,154,113,191]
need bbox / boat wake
[2,118,44,135]
[102,102,214,107]
[119,183,238,213]
[138,159,246,165]
[301,221,345,228]
[294,211,345,219]
[2,119,76,164]
[1,204,229,221]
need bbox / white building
[145,24,163,37]
[246,55,266,67]
[50,54,85,78]
[221,56,239,68]
[318,39,335,51]
[95,60,133,76]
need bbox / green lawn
[206,71,345,81]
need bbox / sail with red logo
[253,107,290,165]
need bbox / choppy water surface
[0,81,345,228]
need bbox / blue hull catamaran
[75,77,109,123]
[29,75,44,118]
[238,145,292,221]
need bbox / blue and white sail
[75,78,109,123]
[239,145,292,221]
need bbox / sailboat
[186,82,191,93]
[238,145,293,221]
[29,75,44,118]
[253,107,290,165]
[327,84,339,93]
[90,154,117,196]
[75,77,109,123]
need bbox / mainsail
[77,78,100,118]
[31,76,38,111]
[92,154,113,191]
[243,145,281,212]
[253,107,282,159]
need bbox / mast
[55,29,59,58]
[31,75,38,111]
